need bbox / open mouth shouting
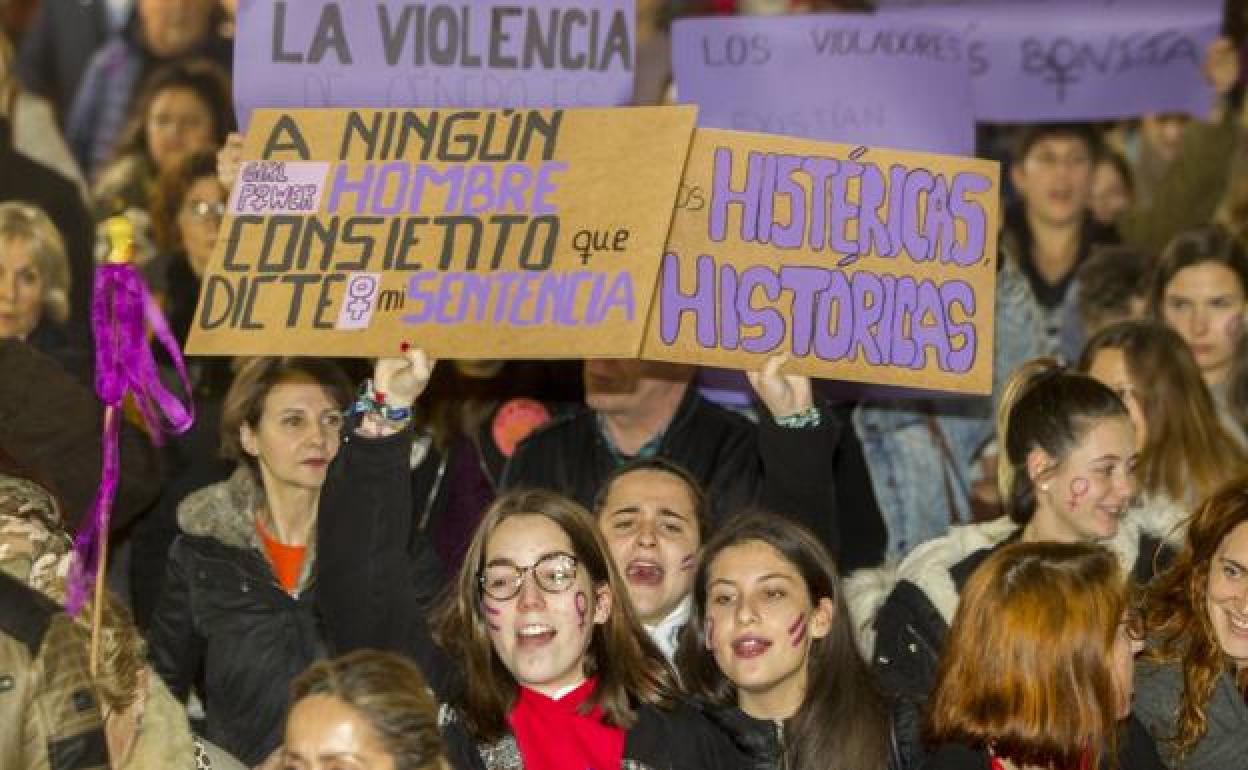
[731,634,773,659]
[626,560,666,587]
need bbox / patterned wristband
[774,406,821,429]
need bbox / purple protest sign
[233,0,635,127]
[672,14,974,156]
[876,0,1220,7]
[884,3,1222,122]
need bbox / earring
[1039,482,1050,492]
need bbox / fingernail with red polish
[400,341,411,353]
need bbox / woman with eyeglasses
[316,350,749,770]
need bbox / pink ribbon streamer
[67,264,195,613]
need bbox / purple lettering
[902,169,935,262]
[813,270,853,361]
[738,265,784,354]
[709,147,763,243]
[327,164,374,214]
[780,266,832,357]
[771,155,805,249]
[949,172,991,267]
[660,252,717,347]
[850,271,884,365]
[941,280,976,373]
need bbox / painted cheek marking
[680,554,696,571]
[1225,314,1244,340]
[483,602,502,632]
[575,591,588,629]
[1068,477,1090,510]
[788,613,808,647]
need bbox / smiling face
[1161,262,1246,386]
[1205,521,1248,670]
[239,377,344,495]
[599,469,700,626]
[0,237,43,339]
[1011,136,1094,228]
[481,514,610,697]
[1031,416,1138,543]
[1085,349,1147,451]
[283,694,396,770]
[703,540,833,720]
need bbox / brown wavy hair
[1079,320,1247,505]
[433,488,678,742]
[290,650,447,770]
[1141,478,1248,758]
[927,541,1127,770]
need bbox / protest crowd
[6,0,1248,769]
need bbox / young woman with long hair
[678,511,895,770]
[1078,319,1247,509]
[924,541,1146,770]
[1135,479,1248,768]
[865,359,1170,769]
[1150,224,1248,447]
[316,350,747,770]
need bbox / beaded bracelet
[774,406,821,429]
[349,379,413,423]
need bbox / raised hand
[372,346,436,409]
[746,353,813,420]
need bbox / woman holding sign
[316,349,750,770]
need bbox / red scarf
[508,678,626,770]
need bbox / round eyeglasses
[185,200,227,220]
[478,551,579,601]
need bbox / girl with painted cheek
[1136,481,1248,769]
[594,458,707,661]
[433,488,744,769]
[924,541,1146,770]
[869,360,1169,770]
[1150,224,1248,447]
[678,512,896,770]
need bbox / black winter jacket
[318,426,747,769]
[148,469,326,766]
[501,387,842,553]
[704,702,903,770]
[870,517,1173,770]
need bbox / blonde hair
[0,202,71,324]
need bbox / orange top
[256,518,307,594]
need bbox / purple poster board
[876,0,1219,7]
[672,14,975,156]
[233,0,636,127]
[884,3,1222,122]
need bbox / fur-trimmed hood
[844,494,1189,654]
[176,467,317,593]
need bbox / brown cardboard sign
[186,106,697,358]
[643,128,1000,395]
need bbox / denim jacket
[854,259,1044,559]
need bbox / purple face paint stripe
[1068,477,1090,510]
[575,591,589,629]
[680,553,696,571]
[789,613,808,647]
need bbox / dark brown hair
[928,541,1126,770]
[110,57,233,166]
[592,456,710,538]
[1075,245,1151,334]
[290,650,447,770]
[433,488,679,741]
[219,357,352,474]
[996,359,1129,524]
[676,511,890,770]
[1142,478,1248,758]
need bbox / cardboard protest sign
[883,3,1221,122]
[672,14,974,156]
[233,0,635,126]
[643,128,999,395]
[185,106,697,359]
